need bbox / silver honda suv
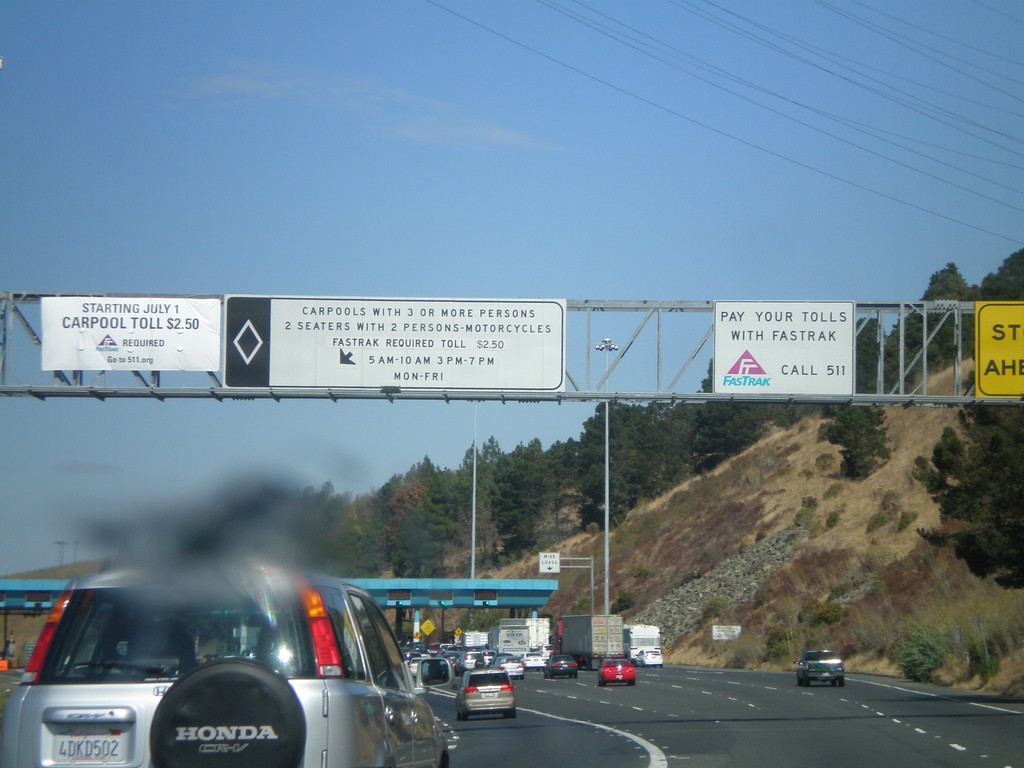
[0,562,452,768]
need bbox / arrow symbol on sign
[339,349,356,365]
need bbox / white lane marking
[949,744,967,752]
[853,677,1024,716]
[521,706,668,768]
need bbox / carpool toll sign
[224,295,566,391]
[714,301,855,396]
[975,301,1024,397]
[41,296,221,372]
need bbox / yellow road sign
[975,302,1024,397]
[420,619,436,636]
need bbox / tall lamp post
[594,338,618,615]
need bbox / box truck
[558,615,624,670]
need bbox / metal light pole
[594,338,618,615]
[471,403,478,579]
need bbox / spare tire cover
[150,660,306,768]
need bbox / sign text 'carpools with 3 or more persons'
[41,297,222,371]
[713,301,855,396]
[224,296,566,391]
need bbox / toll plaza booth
[0,576,559,657]
[0,580,66,668]
[351,578,558,645]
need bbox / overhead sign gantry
[3,292,1023,406]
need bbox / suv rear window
[41,580,315,683]
[467,671,509,687]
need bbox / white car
[635,648,664,667]
[492,654,525,679]
[522,651,546,670]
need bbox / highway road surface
[426,664,1024,768]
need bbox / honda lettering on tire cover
[150,660,306,768]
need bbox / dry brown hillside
[492,400,1024,695]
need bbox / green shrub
[824,406,891,478]
[764,627,792,662]
[813,601,843,625]
[702,595,728,623]
[896,510,918,532]
[633,564,650,581]
[895,627,948,682]
[866,511,890,533]
[794,507,815,529]
[826,510,841,528]
[970,652,999,682]
[823,482,843,499]
[612,591,634,612]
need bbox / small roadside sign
[420,619,436,637]
[539,552,561,573]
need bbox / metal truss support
[0,292,1013,407]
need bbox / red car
[597,657,636,686]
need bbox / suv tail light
[21,589,72,684]
[301,584,343,678]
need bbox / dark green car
[796,650,845,687]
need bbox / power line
[548,0,1024,207]
[423,1,1021,245]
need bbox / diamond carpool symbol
[233,319,264,365]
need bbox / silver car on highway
[1,562,451,768]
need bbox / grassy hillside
[491,401,1024,695]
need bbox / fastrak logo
[722,350,770,386]
[96,334,119,353]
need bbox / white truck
[623,624,662,659]
[488,624,531,656]
[501,617,550,651]
[460,630,488,649]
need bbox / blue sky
[1,1,1021,574]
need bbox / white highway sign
[41,296,221,372]
[713,301,855,396]
[539,552,561,574]
[224,296,566,390]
